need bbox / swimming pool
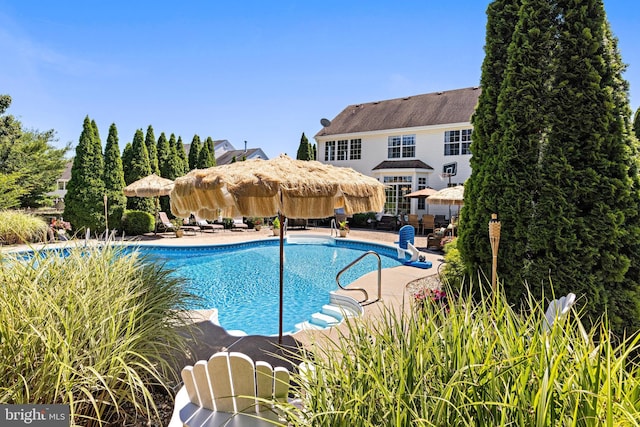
[138,236,402,336]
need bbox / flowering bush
[51,218,71,231]
[413,287,448,312]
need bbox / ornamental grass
[0,244,193,425]
[0,210,48,244]
[281,284,640,426]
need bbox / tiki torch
[489,213,501,291]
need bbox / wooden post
[489,213,501,291]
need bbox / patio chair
[169,351,291,427]
[232,217,249,230]
[157,211,176,232]
[421,214,435,235]
[194,215,224,233]
[407,214,419,233]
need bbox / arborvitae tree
[196,138,215,168]
[157,132,171,177]
[530,2,640,332]
[296,132,314,160]
[313,143,317,160]
[205,136,217,166]
[64,116,106,232]
[459,0,522,278]
[145,125,159,174]
[156,132,173,214]
[103,123,127,231]
[121,142,133,182]
[173,135,189,174]
[600,20,640,333]
[231,156,237,163]
[491,0,556,299]
[188,135,201,170]
[125,129,154,212]
[633,107,640,140]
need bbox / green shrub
[122,210,154,235]
[280,284,640,425]
[0,210,48,244]
[440,238,466,290]
[0,244,193,425]
[350,212,375,228]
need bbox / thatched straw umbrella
[426,185,464,220]
[123,174,175,233]
[170,154,386,342]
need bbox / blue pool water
[139,238,402,336]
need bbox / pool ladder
[335,250,382,306]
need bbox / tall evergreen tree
[633,107,640,140]
[459,0,522,278]
[125,129,154,212]
[197,137,215,168]
[173,135,189,174]
[600,19,640,333]
[103,123,127,231]
[157,132,171,177]
[121,142,133,182]
[205,136,217,166]
[296,132,314,160]
[156,132,174,214]
[491,0,556,299]
[64,116,106,232]
[188,135,201,170]
[145,125,159,174]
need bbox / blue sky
[1,1,639,159]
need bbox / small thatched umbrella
[170,154,386,342]
[123,174,175,233]
[427,185,465,222]
[404,187,438,213]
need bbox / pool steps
[295,292,364,332]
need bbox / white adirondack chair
[169,351,290,427]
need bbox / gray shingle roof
[216,149,263,165]
[372,160,434,170]
[315,87,481,137]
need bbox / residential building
[183,139,269,165]
[48,160,73,208]
[314,87,480,218]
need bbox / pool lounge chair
[232,217,249,230]
[169,351,291,427]
[157,212,176,233]
[194,215,224,233]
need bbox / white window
[417,177,427,210]
[383,176,412,214]
[337,140,348,161]
[388,134,415,159]
[445,129,472,156]
[350,139,362,160]
[324,141,335,161]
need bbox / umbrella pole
[278,212,285,344]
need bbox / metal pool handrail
[336,250,382,305]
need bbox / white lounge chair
[158,211,176,232]
[169,351,290,427]
[194,215,224,233]
[232,217,249,230]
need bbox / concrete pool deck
[3,225,445,371]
